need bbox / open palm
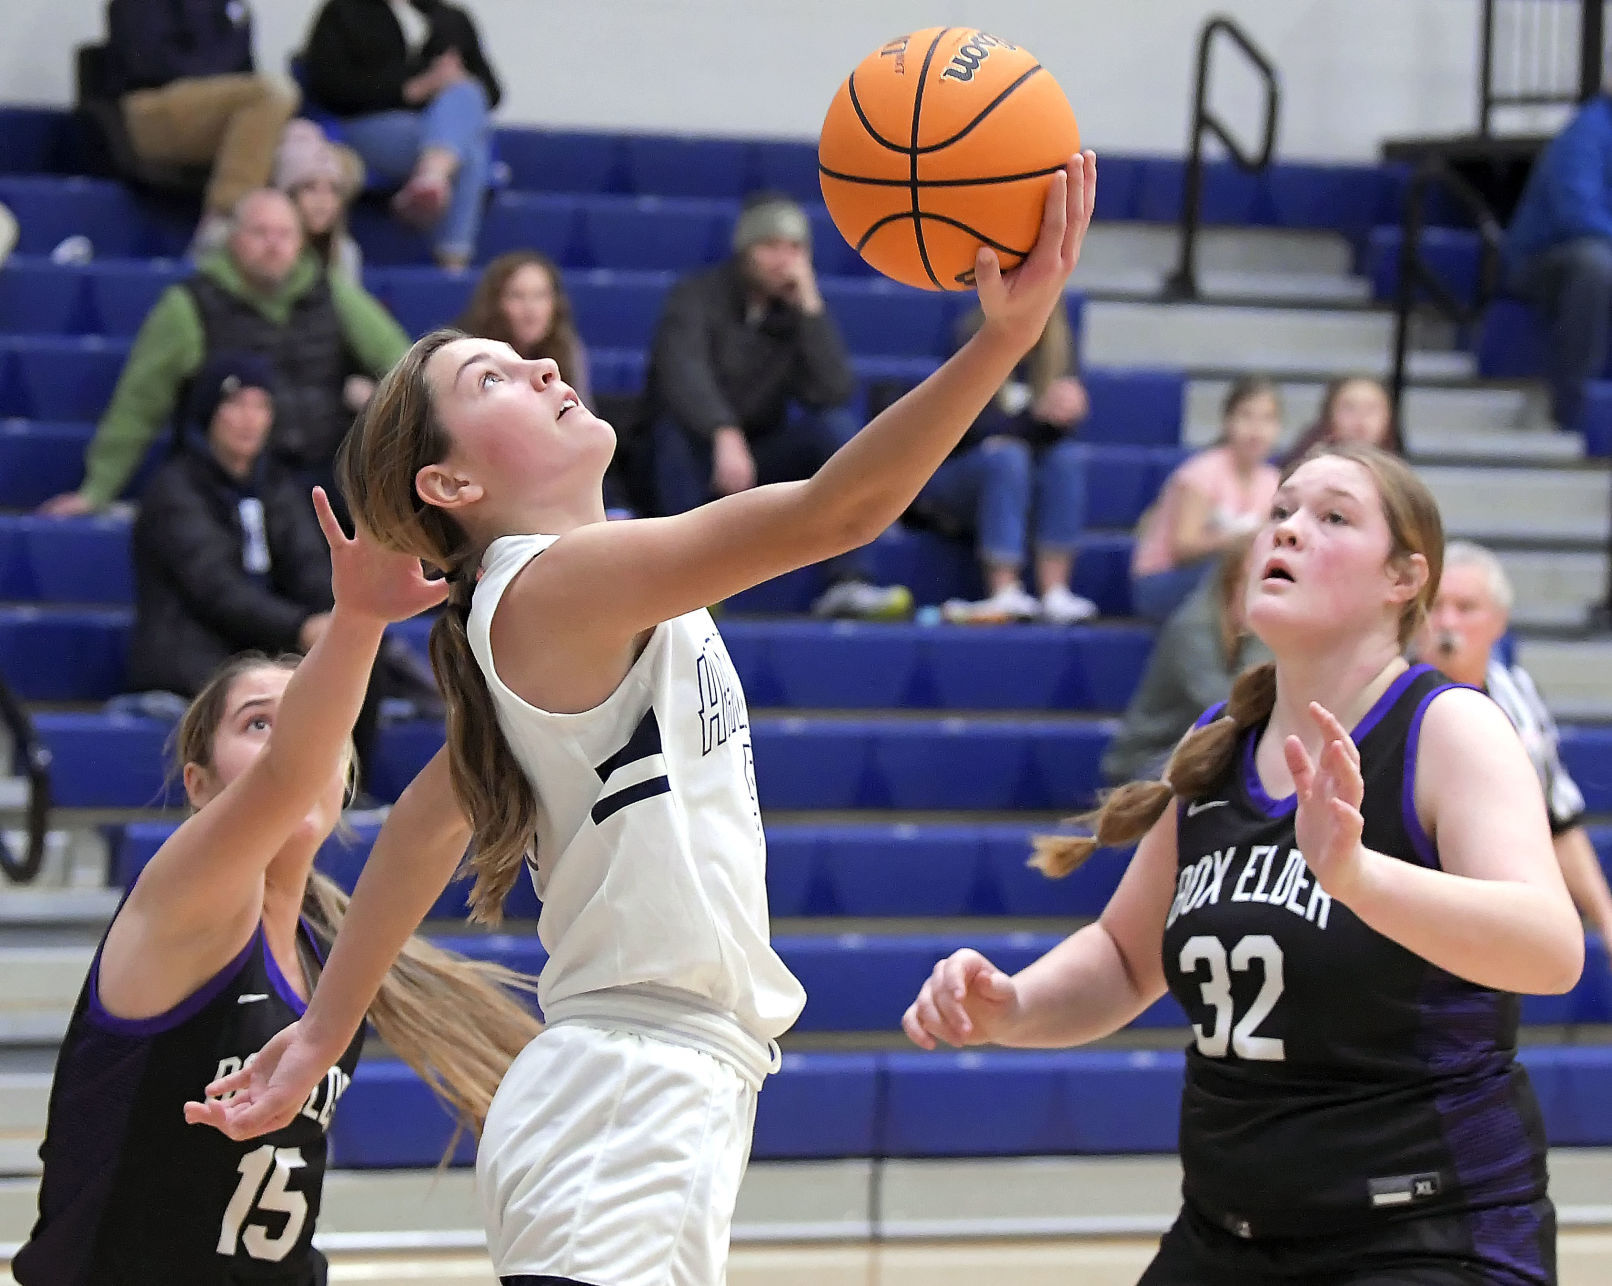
[313,487,448,624]
[1286,702,1366,897]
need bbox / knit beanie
[731,192,812,253]
[273,119,349,194]
[187,351,277,433]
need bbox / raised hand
[1285,702,1367,899]
[976,150,1096,343]
[902,948,1021,1050]
[184,1020,336,1141]
[313,487,447,625]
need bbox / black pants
[1139,1199,1557,1286]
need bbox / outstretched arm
[185,750,472,1140]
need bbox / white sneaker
[941,583,1042,625]
[1041,584,1099,625]
[811,580,914,621]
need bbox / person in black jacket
[129,351,335,696]
[301,0,500,269]
[104,0,298,252]
[128,351,439,791]
[646,192,911,620]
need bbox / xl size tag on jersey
[1368,1171,1443,1208]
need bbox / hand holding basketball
[975,150,1096,344]
[903,947,1022,1049]
[1286,702,1368,900]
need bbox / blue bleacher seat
[751,140,823,204]
[804,205,873,277]
[1268,164,1401,233]
[0,516,30,597]
[1559,728,1612,813]
[1082,368,1186,446]
[370,268,475,338]
[1090,156,1145,222]
[752,1053,881,1158]
[1362,226,1482,307]
[984,831,1126,917]
[566,271,674,350]
[818,280,962,358]
[0,420,94,507]
[1133,158,1267,226]
[1083,444,1188,528]
[747,622,924,708]
[475,192,585,266]
[0,338,129,419]
[586,346,647,396]
[763,826,818,917]
[817,825,984,917]
[17,513,134,604]
[0,108,84,175]
[0,176,156,258]
[328,1059,478,1167]
[84,260,187,337]
[31,711,176,807]
[749,720,873,810]
[345,203,436,267]
[0,605,128,701]
[622,136,752,200]
[580,196,725,271]
[494,128,625,194]
[1476,297,1552,382]
[0,260,85,334]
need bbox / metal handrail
[0,674,52,884]
[1387,158,1504,444]
[1165,15,1281,300]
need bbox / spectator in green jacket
[40,189,408,517]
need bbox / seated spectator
[457,251,590,404]
[302,0,501,270]
[646,191,910,620]
[1102,535,1269,784]
[1505,85,1612,433]
[274,119,363,279]
[127,353,334,697]
[104,0,298,254]
[915,306,1097,624]
[1281,375,1402,465]
[1129,376,1281,624]
[1416,540,1612,958]
[39,189,409,518]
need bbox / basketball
[818,28,1080,291]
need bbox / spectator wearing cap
[645,191,911,620]
[39,189,408,518]
[274,118,364,279]
[126,352,337,698]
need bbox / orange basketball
[818,28,1080,292]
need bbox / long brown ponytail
[1032,661,1277,877]
[180,657,542,1139]
[1033,442,1443,879]
[301,871,539,1136]
[337,329,541,925]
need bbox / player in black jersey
[15,489,541,1286]
[905,444,1584,1285]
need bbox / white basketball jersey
[467,534,806,1067]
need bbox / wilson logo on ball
[941,32,1016,84]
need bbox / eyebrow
[454,351,502,391]
[232,696,276,718]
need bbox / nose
[528,358,560,387]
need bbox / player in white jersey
[195,153,1097,1284]
[1418,539,1612,958]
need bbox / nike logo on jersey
[1185,799,1228,817]
[236,993,269,1005]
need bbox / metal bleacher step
[1516,639,1612,720]
[1079,224,1356,283]
[1082,299,1468,378]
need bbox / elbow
[1535,932,1585,995]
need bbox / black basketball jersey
[13,915,364,1285]
[1161,664,1551,1246]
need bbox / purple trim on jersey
[1399,681,1473,870]
[1464,1202,1551,1285]
[264,929,310,1016]
[1191,701,1227,732]
[84,926,261,1036]
[1238,664,1435,820]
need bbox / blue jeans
[652,407,873,580]
[340,80,493,260]
[1508,237,1612,430]
[1132,561,1211,624]
[917,437,1088,571]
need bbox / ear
[1386,551,1429,606]
[416,462,485,511]
[182,760,214,810]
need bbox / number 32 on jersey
[1179,933,1286,1061]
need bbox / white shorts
[476,1022,759,1286]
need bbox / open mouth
[556,396,580,419]
[1261,559,1295,584]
